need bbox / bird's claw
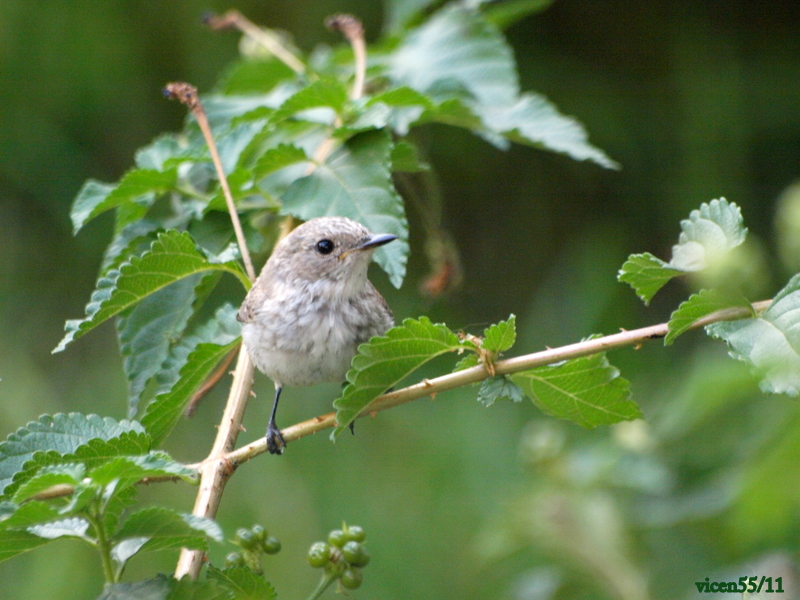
[266,422,286,455]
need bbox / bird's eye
[316,239,335,255]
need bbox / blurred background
[3,1,800,599]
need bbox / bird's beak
[339,233,397,260]
[356,233,397,251]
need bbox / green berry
[262,535,281,555]
[224,552,245,568]
[251,524,267,542]
[344,525,366,543]
[340,567,363,590]
[342,541,370,567]
[328,529,347,548]
[307,542,331,568]
[236,528,259,551]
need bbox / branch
[326,14,367,100]
[204,10,306,76]
[217,300,771,467]
[163,82,257,283]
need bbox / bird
[237,216,397,455]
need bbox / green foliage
[707,274,800,396]
[512,354,640,428]
[665,289,752,346]
[619,198,747,303]
[333,317,463,437]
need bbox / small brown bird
[237,217,396,454]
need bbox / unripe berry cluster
[307,523,371,590]
[225,524,281,572]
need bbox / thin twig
[25,300,772,503]
[163,82,257,283]
[216,300,772,467]
[326,14,367,100]
[204,10,306,76]
[164,82,260,580]
[184,345,240,417]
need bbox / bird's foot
[266,421,286,455]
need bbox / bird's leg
[266,386,286,455]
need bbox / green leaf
[269,78,348,126]
[218,58,295,95]
[252,143,310,180]
[484,0,556,29]
[0,501,60,530]
[141,304,241,446]
[54,230,248,353]
[0,414,145,496]
[96,576,172,600]
[388,5,615,167]
[118,275,202,418]
[617,252,683,305]
[333,317,463,437]
[207,566,277,600]
[0,529,52,563]
[482,314,517,353]
[478,375,526,407]
[281,129,409,287]
[385,0,438,32]
[390,5,518,106]
[669,197,747,272]
[665,289,753,346]
[28,517,91,541]
[512,354,641,428]
[70,169,177,234]
[12,464,85,503]
[619,199,748,303]
[88,452,197,489]
[112,507,222,556]
[391,140,429,173]
[453,353,481,372]
[707,273,800,396]
[481,93,619,169]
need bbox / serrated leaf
[112,507,222,562]
[207,566,277,600]
[170,577,230,600]
[0,414,145,496]
[453,353,481,372]
[281,129,409,287]
[478,376,526,407]
[333,317,463,436]
[512,354,641,428]
[390,5,518,106]
[54,231,248,353]
[88,452,197,489]
[215,119,268,174]
[669,198,747,272]
[252,143,309,179]
[707,273,800,396]
[481,93,619,169]
[141,304,241,446]
[71,169,177,234]
[0,501,60,530]
[119,275,202,418]
[0,529,52,563]
[483,315,517,353]
[388,5,615,167]
[96,575,172,600]
[665,289,753,346]
[12,463,86,503]
[28,517,91,541]
[617,252,683,305]
[269,78,348,126]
